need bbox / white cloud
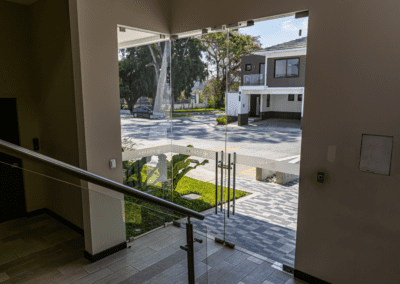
[282,18,309,32]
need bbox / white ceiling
[6,0,37,5]
[117,28,157,44]
[117,27,170,49]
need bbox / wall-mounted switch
[33,138,39,151]
[317,172,325,183]
[109,159,116,169]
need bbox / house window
[267,94,270,107]
[298,94,303,101]
[288,94,295,101]
[274,58,300,78]
[245,64,252,71]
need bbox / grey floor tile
[264,270,292,284]
[94,266,138,284]
[215,259,259,284]
[241,262,275,284]
[203,246,235,267]
[71,268,114,284]
[119,264,164,284]
[143,263,186,284]
[225,251,251,266]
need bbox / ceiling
[6,0,37,5]
[117,27,169,49]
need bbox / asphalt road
[121,112,302,180]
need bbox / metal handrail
[0,139,204,221]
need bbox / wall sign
[359,134,393,176]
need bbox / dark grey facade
[267,56,306,87]
[241,55,265,85]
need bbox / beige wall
[168,1,400,283]
[0,1,46,213]
[29,0,83,229]
[0,0,84,228]
[20,0,397,279]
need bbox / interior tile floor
[0,214,305,284]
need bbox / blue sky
[240,15,308,48]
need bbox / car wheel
[134,113,137,118]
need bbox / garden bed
[124,175,249,239]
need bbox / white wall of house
[226,92,239,116]
[271,94,302,113]
[239,93,249,114]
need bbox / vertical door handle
[227,153,231,218]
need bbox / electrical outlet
[317,172,325,183]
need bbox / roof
[264,37,307,52]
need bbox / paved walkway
[192,176,299,267]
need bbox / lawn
[124,167,249,238]
[173,108,216,112]
[167,113,195,118]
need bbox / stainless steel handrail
[0,139,204,221]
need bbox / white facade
[226,47,306,120]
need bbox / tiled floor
[0,214,305,284]
[194,177,299,267]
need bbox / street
[121,112,302,180]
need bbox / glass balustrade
[243,74,265,86]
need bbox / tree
[201,30,262,107]
[119,46,155,113]
[145,39,208,110]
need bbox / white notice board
[359,134,393,176]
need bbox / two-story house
[226,37,307,127]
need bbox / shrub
[216,116,227,125]
[208,100,216,108]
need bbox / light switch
[109,159,116,169]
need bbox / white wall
[238,93,249,114]
[271,94,302,112]
[226,93,239,116]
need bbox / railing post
[186,218,195,284]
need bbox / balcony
[243,74,265,86]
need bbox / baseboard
[26,208,84,236]
[294,269,331,284]
[84,242,127,263]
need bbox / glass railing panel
[243,74,265,86]
[0,159,209,283]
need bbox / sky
[203,15,308,78]
[240,15,309,48]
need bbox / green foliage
[124,176,249,238]
[216,116,227,125]
[170,39,208,103]
[123,157,149,189]
[200,31,262,107]
[167,145,209,190]
[208,100,216,108]
[173,108,215,112]
[119,46,155,113]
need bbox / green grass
[173,108,216,113]
[124,169,249,239]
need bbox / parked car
[132,106,165,119]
